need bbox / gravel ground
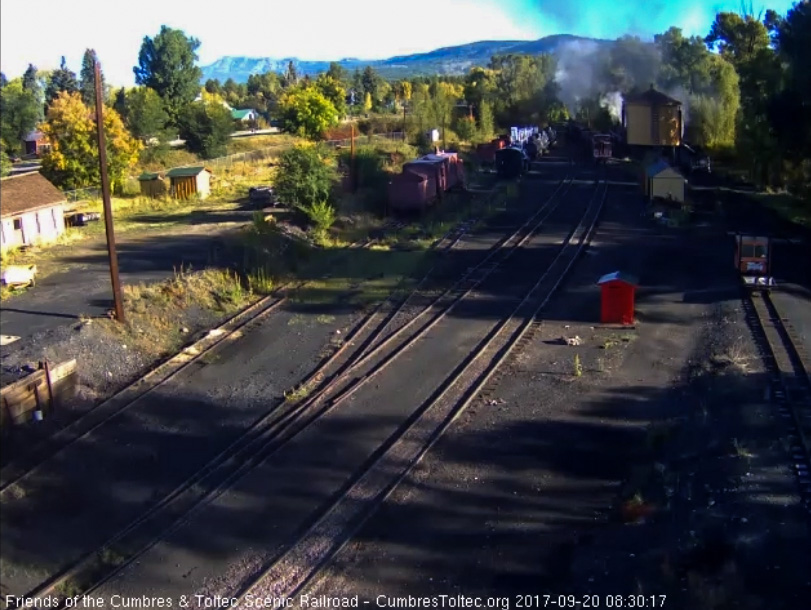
[295,164,811,608]
[85,163,588,603]
[0,305,363,595]
[0,159,571,597]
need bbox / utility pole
[94,59,125,323]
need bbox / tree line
[1,3,809,198]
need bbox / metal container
[494,147,525,179]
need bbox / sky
[0,0,799,86]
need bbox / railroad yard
[2,141,811,610]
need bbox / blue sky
[0,0,799,86]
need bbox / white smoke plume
[599,92,624,123]
[554,39,603,114]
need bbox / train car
[495,147,527,179]
[592,134,612,163]
[734,234,776,289]
[388,170,435,213]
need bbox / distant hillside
[200,34,611,83]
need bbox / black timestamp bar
[514,595,667,608]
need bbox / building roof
[166,166,211,178]
[597,271,639,286]
[625,85,682,106]
[231,109,255,120]
[645,160,684,179]
[138,171,166,181]
[0,172,66,218]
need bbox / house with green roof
[166,166,213,200]
[232,108,258,123]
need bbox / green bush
[299,199,336,242]
[454,116,477,142]
[337,146,388,190]
[274,145,337,208]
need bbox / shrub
[274,144,337,208]
[299,199,336,240]
[454,116,477,142]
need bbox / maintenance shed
[167,166,213,200]
[137,171,169,198]
[642,160,685,203]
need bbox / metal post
[95,60,125,323]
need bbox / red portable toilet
[597,271,638,325]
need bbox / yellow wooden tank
[622,85,683,148]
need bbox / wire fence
[63,187,101,204]
[61,131,407,202]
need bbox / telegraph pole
[94,59,125,323]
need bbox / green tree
[769,1,811,161]
[361,66,381,100]
[284,61,298,88]
[0,147,11,176]
[314,74,347,118]
[477,100,495,140]
[112,87,128,118]
[22,64,39,94]
[274,144,337,209]
[177,99,234,158]
[204,79,221,94]
[45,57,79,106]
[0,79,40,156]
[326,62,348,84]
[40,91,142,190]
[463,67,497,115]
[279,85,339,139]
[79,49,103,108]
[134,26,203,125]
[125,87,170,141]
[705,10,783,184]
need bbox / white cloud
[0,0,538,86]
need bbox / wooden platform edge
[1,360,78,428]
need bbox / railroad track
[0,214,472,493]
[742,289,811,517]
[10,174,575,606]
[227,175,610,606]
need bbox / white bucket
[33,410,44,422]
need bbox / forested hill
[199,34,611,82]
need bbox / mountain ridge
[200,34,612,83]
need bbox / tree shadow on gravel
[313,361,810,609]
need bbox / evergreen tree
[45,57,79,106]
[79,49,103,107]
[22,64,39,93]
[134,26,203,125]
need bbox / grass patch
[98,267,255,359]
[601,332,637,350]
[749,190,811,228]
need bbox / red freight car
[388,170,434,213]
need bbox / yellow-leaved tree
[363,92,372,113]
[40,91,142,190]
